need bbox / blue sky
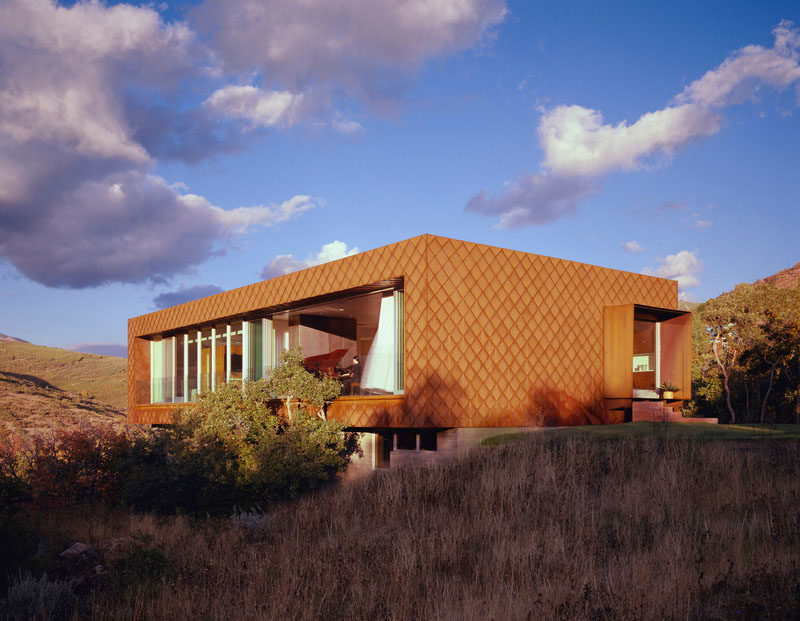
[1,0,798,355]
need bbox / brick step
[632,400,718,424]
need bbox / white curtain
[362,295,396,393]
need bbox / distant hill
[0,332,29,343]
[0,340,127,410]
[67,342,127,358]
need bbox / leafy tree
[266,346,341,420]
[693,281,800,423]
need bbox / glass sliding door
[150,337,174,403]
[230,321,243,383]
[245,319,264,380]
[150,338,163,403]
[633,319,656,391]
[200,328,212,394]
[214,324,228,389]
[175,335,184,402]
[187,332,198,401]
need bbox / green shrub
[119,377,360,515]
[109,533,172,594]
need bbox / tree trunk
[760,355,777,424]
[796,356,800,426]
[744,382,750,420]
[713,336,736,424]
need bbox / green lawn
[482,421,800,446]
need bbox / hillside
[760,260,800,289]
[0,340,127,409]
[0,339,128,438]
[0,371,126,439]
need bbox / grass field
[9,429,798,619]
[483,421,800,445]
[0,340,127,409]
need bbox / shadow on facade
[522,386,613,427]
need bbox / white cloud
[205,85,308,129]
[261,241,360,279]
[193,0,507,99]
[0,0,197,163]
[539,21,800,179]
[205,195,318,234]
[677,20,800,108]
[468,20,800,229]
[197,0,507,129]
[643,250,702,291]
[0,0,506,287]
[0,0,322,288]
[621,241,643,253]
[539,103,719,177]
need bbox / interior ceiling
[160,278,401,338]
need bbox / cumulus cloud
[0,164,318,288]
[677,20,800,108]
[621,241,644,253]
[468,20,800,228]
[643,250,702,291]
[154,284,225,309]
[538,104,719,177]
[0,0,506,288]
[205,86,309,129]
[0,0,323,288]
[261,241,360,279]
[539,21,800,179]
[193,0,507,104]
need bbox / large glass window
[149,337,174,403]
[147,286,404,403]
[200,328,212,394]
[271,288,403,395]
[230,321,243,382]
[633,318,657,390]
[214,324,228,389]
[175,336,184,402]
[187,333,198,401]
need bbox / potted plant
[659,379,679,400]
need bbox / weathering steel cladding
[128,235,678,427]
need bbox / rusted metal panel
[129,235,680,427]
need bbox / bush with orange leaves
[0,425,133,510]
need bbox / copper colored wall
[128,235,678,427]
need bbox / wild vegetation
[691,280,800,424]
[0,371,126,440]
[2,428,798,619]
[0,341,127,410]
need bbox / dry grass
[0,371,126,440]
[32,432,800,620]
[0,341,126,410]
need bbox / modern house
[128,235,691,468]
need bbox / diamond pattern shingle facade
[128,235,677,427]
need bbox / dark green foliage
[692,281,800,423]
[119,377,360,515]
[109,533,172,594]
